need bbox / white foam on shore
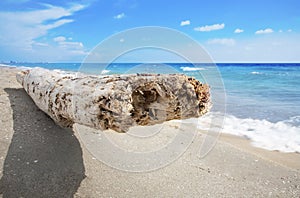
[0,63,32,70]
[0,63,16,68]
[180,67,205,71]
[101,69,110,74]
[251,71,262,75]
[179,112,300,153]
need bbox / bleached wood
[17,68,210,132]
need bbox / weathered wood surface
[17,68,211,132]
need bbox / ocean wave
[0,63,32,70]
[0,63,16,68]
[19,66,33,70]
[250,71,262,75]
[180,67,205,71]
[101,69,110,74]
[190,112,300,153]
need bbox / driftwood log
[16,68,211,132]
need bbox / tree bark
[17,68,211,132]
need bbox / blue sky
[0,0,299,62]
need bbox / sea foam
[250,71,262,75]
[0,63,16,68]
[101,69,110,75]
[180,67,205,71]
[0,63,32,70]
[179,112,300,153]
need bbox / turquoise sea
[1,62,300,152]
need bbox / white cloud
[255,28,274,34]
[0,3,88,61]
[53,36,67,42]
[204,35,300,62]
[288,29,292,32]
[180,20,190,26]
[33,42,49,47]
[207,38,236,46]
[68,4,87,13]
[234,28,244,33]
[194,23,225,32]
[114,13,125,19]
[54,35,84,50]
[58,41,84,50]
[44,19,74,29]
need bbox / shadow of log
[0,88,85,197]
